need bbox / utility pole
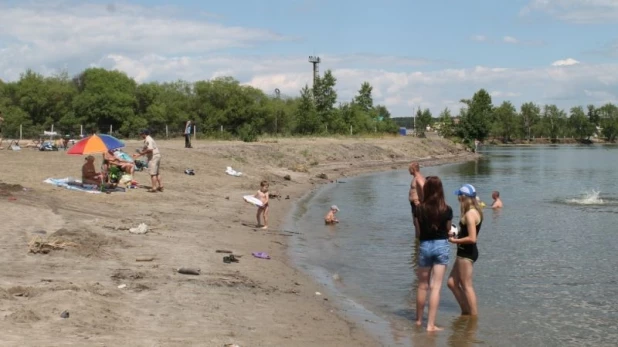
[308,56,321,88]
[274,88,280,136]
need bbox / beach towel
[43,178,101,194]
[43,178,127,193]
[226,166,242,177]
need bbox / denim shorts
[418,239,450,268]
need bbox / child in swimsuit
[324,205,340,224]
[255,180,269,229]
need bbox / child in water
[255,180,269,229]
[324,205,340,224]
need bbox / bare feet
[415,320,422,326]
[426,325,444,332]
[261,225,268,229]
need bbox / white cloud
[503,36,520,44]
[0,1,617,117]
[521,0,618,23]
[490,91,522,98]
[551,58,580,66]
[471,35,545,46]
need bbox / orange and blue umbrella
[67,134,125,155]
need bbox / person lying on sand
[325,205,340,224]
[82,155,102,185]
[103,150,134,176]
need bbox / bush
[237,123,258,142]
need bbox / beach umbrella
[67,134,125,155]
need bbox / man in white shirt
[184,120,192,148]
[133,129,163,193]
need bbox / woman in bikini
[448,184,483,316]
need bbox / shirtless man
[409,162,426,239]
[491,191,503,209]
[324,205,340,224]
[82,155,102,185]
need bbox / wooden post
[51,124,54,133]
[109,125,112,134]
[350,125,353,135]
[166,125,169,138]
[19,124,22,140]
[220,125,223,133]
[193,125,197,140]
[80,124,83,137]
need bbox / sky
[0,0,617,117]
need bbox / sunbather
[103,150,135,176]
[82,155,102,185]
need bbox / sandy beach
[0,135,475,347]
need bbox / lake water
[287,145,618,347]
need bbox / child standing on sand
[255,180,269,229]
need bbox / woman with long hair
[448,184,483,316]
[414,176,453,331]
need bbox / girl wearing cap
[414,176,453,331]
[448,184,483,316]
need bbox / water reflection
[447,316,480,346]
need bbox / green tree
[72,68,137,135]
[541,104,567,142]
[520,102,540,141]
[493,101,518,142]
[313,70,337,129]
[568,106,595,141]
[295,85,320,134]
[354,82,373,113]
[587,104,600,126]
[415,108,433,137]
[437,108,454,137]
[457,89,493,142]
[598,103,618,142]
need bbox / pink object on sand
[252,252,270,259]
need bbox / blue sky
[1,0,617,116]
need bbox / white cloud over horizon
[521,0,618,23]
[0,1,617,117]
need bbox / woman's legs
[426,264,447,331]
[459,259,478,316]
[415,267,431,326]
[448,259,471,315]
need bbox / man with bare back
[409,162,426,239]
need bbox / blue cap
[454,184,476,197]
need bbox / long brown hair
[418,176,448,231]
[459,196,483,222]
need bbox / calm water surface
[287,145,618,347]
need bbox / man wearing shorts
[409,162,425,239]
[134,129,163,193]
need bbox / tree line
[0,68,398,142]
[414,89,618,144]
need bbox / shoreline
[0,136,476,346]
[280,151,480,347]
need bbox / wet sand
[0,135,475,346]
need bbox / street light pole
[275,88,281,136]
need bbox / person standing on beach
[414,176,452,331]
[255,180,269,229]
[448,184,483,316]
[184,120,193,148]
[134,129,163,193]
[409,162,426,238]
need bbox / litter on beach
[225,166,242,177]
